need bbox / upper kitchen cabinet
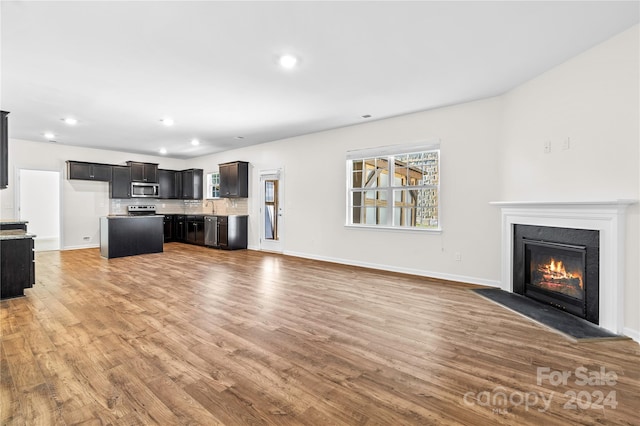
[67,161,112,181]
[110,165,131,198]
[158,169,178,199]
[127,161,158,183]
[1,111,8,189]
[219,161,248,198]
[181,169,203,200]
[157,168,202,199]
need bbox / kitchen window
[206,172,220,199]
[346,142,440,230]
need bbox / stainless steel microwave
[131,182,159,198]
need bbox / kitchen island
[100,215,164,259]
[1,221,35,299]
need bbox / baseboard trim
[622,327,640,343]
[63,244,100,251]
[281,249,502,288]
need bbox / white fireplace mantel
[490,200,637,334]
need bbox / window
[347,143,440,230]
[205,171,220,199]
[263,179,279,240]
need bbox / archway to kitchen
[18,168,61,251]
[259,168,283,253]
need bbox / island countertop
[0,230,36,241]
[0,219,29,225]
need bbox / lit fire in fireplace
[532,257,584,299]
[541,259,584,290]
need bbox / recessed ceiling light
[62,117,77,125]
[234,136,245,140]
[159,148,167,155]
[160,117,174,126]
[278,54,298,69]
[44,132,56,140]
[191,139,200,146]
[361,114,372,119]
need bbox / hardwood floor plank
[145,375,226,425]
[1,245,638,425]
[105,364,183,425]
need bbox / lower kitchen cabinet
[203,215,248,250]
[163,214,247,250]
[185,216,205,245]
[173,215,186,241]
[163,215,174,242]
[1,237,35,299]
[218,215,248,250]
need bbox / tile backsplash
[110,198,248,215]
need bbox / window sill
[344,224,442,234]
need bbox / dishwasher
[204,216,218,247]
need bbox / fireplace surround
[491,200,635,334]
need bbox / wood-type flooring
[1,244,639,425]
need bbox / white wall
[0,140,187,249]
[500,25,640,337]
[190,97,505,286]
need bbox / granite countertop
[0,230,36,240]
[0,219,29,225]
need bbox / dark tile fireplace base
[473,288,625,340]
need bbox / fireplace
[513,224,599,324]
[492,200,634,335]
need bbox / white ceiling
[2,1,638,159]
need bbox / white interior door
[19,169,61,251]
[259,169,283,253]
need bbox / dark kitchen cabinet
[181,169,203,200]
[158,168,201,200]
[185,216,205,245]
[218,215,248,250]
[163,215,174,242]
[110,166,131,198]
[174,215,186,241]
[158,169,178,199]
[175,172,183,199]
[1,111,8,190]
[67,161,112,181]
[219,161,248,198]
[205,215,247,250]
[1,237,35,299]
[127,161,158,183]
[100,216,163,258]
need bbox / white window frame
[205,171,220,199]
[345,141,441,232]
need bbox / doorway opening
[18,169,61,251]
